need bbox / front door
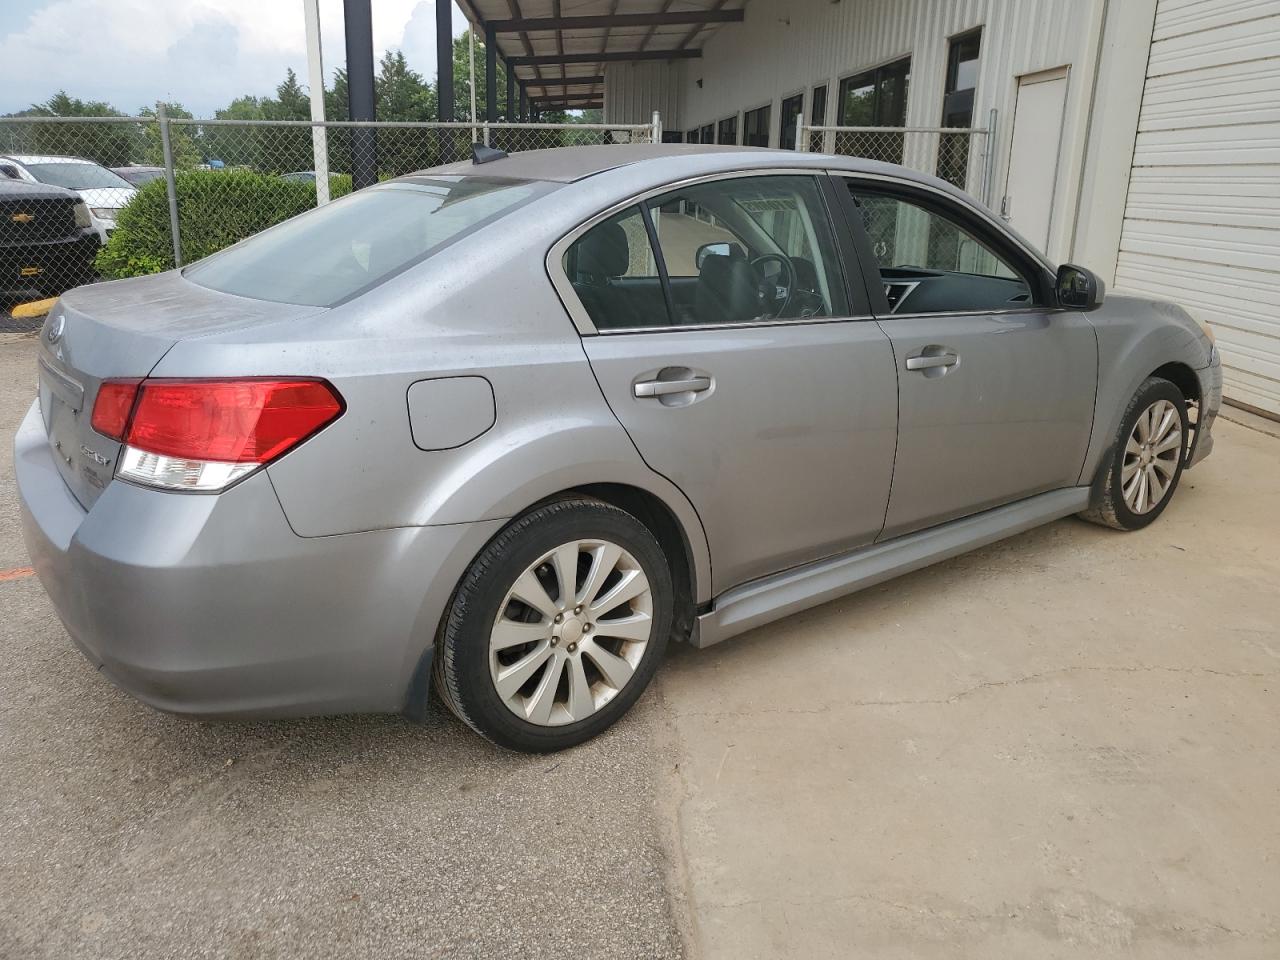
[838,179,1097,540]
[562,173,898,594]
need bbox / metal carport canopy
[455,0,744,113]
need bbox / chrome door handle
[905,352,959,371]
[633,376,712,398]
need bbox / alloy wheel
[488,539,654,726]
[1122,398,1182,515]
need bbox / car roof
[428,143,787,183]
[2,154,95,165]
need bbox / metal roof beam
[491,10,743,31]
[509,49,701,65]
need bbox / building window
[807,85,828,151]
[743,105,771,147]
[779,94,804,150]
[717,114,738,145]
[836,56,910,163]
[662,130,684,143]
[700,122,714,143]
[937,29,982,187]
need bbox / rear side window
[186,176,551,307]
[564,174,848,331]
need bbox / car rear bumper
[15,400,502,718]
[1189,352,1223,468]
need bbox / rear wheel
[433,497,672,752]
[1080,376,1188,531]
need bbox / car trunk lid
[37,271,326,509]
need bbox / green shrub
[96,170,354,280]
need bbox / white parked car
[0,154,137,244]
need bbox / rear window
[185,175,553,307]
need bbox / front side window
[847,186,1034,314]
[187,175,550,306]
[564,175,848,331]
[837,57,911,164]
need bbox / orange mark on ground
[0,567,35,582]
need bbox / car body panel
[582,321,898,593]
[875,308,1098,539]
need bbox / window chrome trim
[546,167,875,336]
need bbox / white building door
[1114,0,1280,418]
[1001,67,1069,254]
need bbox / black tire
[1079,376,1188,531]
[432,497,673,752]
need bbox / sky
[0,0,471,118]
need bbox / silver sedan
[14,144,1222,751]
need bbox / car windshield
[23,161,133,190]
[185,175,553,307]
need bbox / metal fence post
[982,108,998,207]
[651,111,662,144]
[795,125,808,152]
[157,104,183,268]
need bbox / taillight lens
[94,378,343,492]
[90,379,141,440]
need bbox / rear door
[834,176,1097,540]
[562,173,898,595]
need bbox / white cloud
[0,0,471,117]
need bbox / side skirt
[690,486,1091,648]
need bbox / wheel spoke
[1146,464,1166,503]
[582,640,634,690]
[1125,437,1142,457]
[566,655,594,720]
[579,542,622,608]
[1153,431,1182,455]
[491,618,549,651]
[1153,406,1176,445]
[510,569,559,620]
[525,653,564,724]
[1123,467,1142,502]
[495,641,553,701]
[1136,468,1149,512]
[1122,458,1140,482]
[589,568,648,616]
[1135,409,1151,443]
[592,611,653,643]
[549,542,580,608]
[1152,454,1177,478]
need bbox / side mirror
[1056,263,1105,311]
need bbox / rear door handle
[905,351,959,371]
[633,376,712,398]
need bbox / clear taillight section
[91,377,344,491]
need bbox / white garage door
[1115,0,1280,417]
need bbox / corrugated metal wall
[1114,0,1280,417]
[604,62,686,129]
[603,0,1100,257]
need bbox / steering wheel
[749,253,795,319]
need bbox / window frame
[779,92,805,151]
[742,103,773,147]
[836,55,911,127]
[827,172,1058,319]
[548,170,873,336]
[716,114,740,145]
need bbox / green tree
[451,31,509,123]
[4,91,143,166]
[138,101,201,168]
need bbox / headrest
[577,221,629,280]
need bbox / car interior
[566,176,845,330]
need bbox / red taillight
[91,379,141,440]
[124,379,344,463]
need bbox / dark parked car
[0,179,99,295]
[111,165,166,187]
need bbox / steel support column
[436,0,454,122]
[485,22,498,124]
[343,0,377,188]
[506,63,516,122]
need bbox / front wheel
[432,498,673,752]
[1080,376,1188,531]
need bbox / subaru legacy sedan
[15,145,1221,752]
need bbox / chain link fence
[0,114,658,299]
[798,123,994,203]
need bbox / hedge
[95,170,353,280]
